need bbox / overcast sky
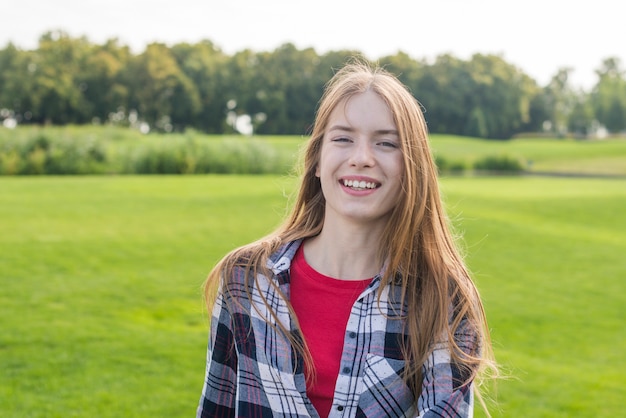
[2,0,624,89]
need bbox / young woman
[197,61,496,417]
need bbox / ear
[315,164,320,178]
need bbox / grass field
[1,174,625,417]
[441,177,626,417]
[0,175,296,417]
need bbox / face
[315,90,404,229]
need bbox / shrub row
[122,138,287,175]
[436,154,526,174]
[0,133,108,175]
[0,129,296,175]
[0,127,525,176]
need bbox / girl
[197,61,496,417]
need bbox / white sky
[1,0,624,89]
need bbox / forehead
[327,91,396,132]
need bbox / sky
[1,0,624,90]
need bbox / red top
[290,245,372,417]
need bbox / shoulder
[220,239,302,288]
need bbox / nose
[349,140,375,168]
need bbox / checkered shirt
[197,240,475,417]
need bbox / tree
[378,51,424,97]
[465,54,538,139]
[171,40,228,133]
[124,43,201,131]
[216,49,262,133]
[253,43,325,135]
[3,30,623,137]
[543,68,576,136]
[27,31,92,124]
[591,57,626,133]
[415,54,473,135]
[465,107,489,138]
[568,91,594,137]
[522,89,552,134]
[78,39,131,124]
[0,43,30,121]
[413,54,538,139]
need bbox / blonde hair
[204,59,497,410]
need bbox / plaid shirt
[197,240,475,418]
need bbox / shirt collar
[266,239,303,274]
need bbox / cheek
[387,155,404,179]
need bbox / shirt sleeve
[196,288,238,418]
[416,317,477,418]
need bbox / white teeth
[342,179,377,189]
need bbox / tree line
[1,30,625,139]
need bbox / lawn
[441,177,626,417]
[1,174,625,417]
[0,175,295,417]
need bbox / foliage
[2,31,625,138]
[473,154,526,172]
[0,130,107,175]
[412,54,540,139]
[591,58,626,133]
[434,154,468,174]
[125,43,202,130]
[1,175,625,417]
[125,136,286,175]
[0,126,300,175]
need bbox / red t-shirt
[290,245,372,417]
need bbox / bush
[0,131,107,175]
[435,155,468,174]
[473,154,525,173]
[125,137,288,175]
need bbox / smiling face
[315,90,404,229]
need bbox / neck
[303,218,385,281]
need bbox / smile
[342,179,379,190]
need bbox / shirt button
[337,405,344,411]
[342,367,351,374]
[348,331,356,338]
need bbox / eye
[331,136,352,143]
[378,140,399,148]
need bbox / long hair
[204,59,496,409]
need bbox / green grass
[442,177,626,417]
[2,175,625,417]
[0,175,296,417]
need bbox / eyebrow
[327,125,399,136]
